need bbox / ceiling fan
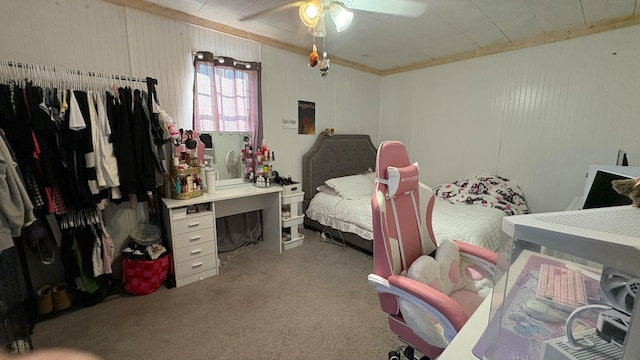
[239,0,427,36]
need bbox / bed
[302,133,529,254]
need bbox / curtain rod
[3,60,155,84]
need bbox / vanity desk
[162,184,283,288]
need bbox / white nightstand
[281,191,305,251]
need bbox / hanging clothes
[0,130,36,251]
[1,63,161,309]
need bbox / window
[193,53,261,139]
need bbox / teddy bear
[611,177,640,207]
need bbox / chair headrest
[387,162,419,198]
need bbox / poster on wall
[298,100,315,135]
[282,118,297,129]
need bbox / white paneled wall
[261,45,381,181]
[0,0,131,74]
[124,8,260,127]
[381,25,640,213]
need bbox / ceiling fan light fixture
[299,0,322,27]
[307,15,327,37]
[328,3,353,32]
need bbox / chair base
[388,316,444,358]
[387,345,430,360]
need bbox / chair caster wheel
[388,351,400,360]
[404,346,415,359]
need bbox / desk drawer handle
[189,235,201,241]
[188,222,200,227]
[191,249,202,255]
[192,262,203,268]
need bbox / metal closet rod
[4,60,153,83]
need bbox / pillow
[316,184,340,197]
[325,173,375,200]
[387,163,419,198]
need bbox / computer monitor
[582,170,633,209]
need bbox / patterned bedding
[305,176,529,251]
[433,175,529,216]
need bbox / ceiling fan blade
[341,0,427,17]
[239,1,306,21]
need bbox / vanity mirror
[199,131,252,187]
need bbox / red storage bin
[122,255,170,296]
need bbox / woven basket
[130,223,161,246]
[171,188,203,200]
[171,166,200,176]
[122,255,170,296]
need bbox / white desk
[440,250,552,359]
[162,184,283,253]
[438,294,491,359]
[440,251,613,359]
[162,185,283,287]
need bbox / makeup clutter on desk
[242,137,275,187]
[164,129,206,199]
[241,137,300,191]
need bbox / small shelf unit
[281,191,305,251]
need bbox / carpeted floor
[30,228,402,360]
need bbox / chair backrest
[371,141,437,314]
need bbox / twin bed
[302,134,528,253]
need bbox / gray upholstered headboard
[302,134,377,211]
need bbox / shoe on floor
[36,284,53,315]
[52,281,72,311]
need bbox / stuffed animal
[398,240,492,348]
[612,177,640,207]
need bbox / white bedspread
[306,193,505,250]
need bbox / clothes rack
[0,59,166,341]
[3,60,154,84]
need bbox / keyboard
[536,263,588,312]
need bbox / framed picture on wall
[298,100,315,135]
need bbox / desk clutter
[168,165,203,199]
[166,129,207,199]
[242,137,276,187]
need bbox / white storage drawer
[172,214,214,235]
[175,254,217,278]
[282,214,304,227]
[172,229,214,249]
[174,243,216,263]
[175,268,218,288]
[281,192,304,205]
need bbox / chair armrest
[388,275,469,331]
[368,274,469,342]
[454,240,497,278]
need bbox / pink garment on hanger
[192,130,205,165]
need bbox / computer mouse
[522,300,566,323]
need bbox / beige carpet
[30,228,402,360]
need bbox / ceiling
[133,0,640,74]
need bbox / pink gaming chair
[367,141,497,359]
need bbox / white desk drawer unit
[172,214,214,235]
[174,243,216,263]
[162,203,219,288]
[172,230,211,250]
[162,185,284,287]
